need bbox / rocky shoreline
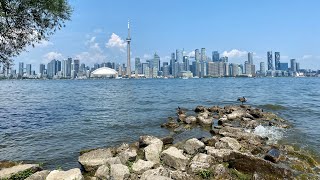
[1,104,319,179]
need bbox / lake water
[0,78,319,169]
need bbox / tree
[0,0,72,67]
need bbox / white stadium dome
[90,67,118,78]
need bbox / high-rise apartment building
[267,51,273,70]
[275,52,280,70]
[290,59,297,72]
[18,62,24,76]
[248,52,253,64]
[26,64,32,76]
[212,51,220,62]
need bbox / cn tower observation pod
[90,67,118,78]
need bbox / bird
[177,106,184,115]
[237,96,247,105]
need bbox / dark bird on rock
[177,106,184,115]
[237,96,247,105]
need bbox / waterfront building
[183,56,189,71]
[230,63,239,77]
[212,51,220,62]
[218,61,224,76]
[201,48,206,62]
[224,62,229,76]
[251,65,256,76]
[220,56,228,62]
[26,64,32,76]
[195,49,200,62]
[260,62,265,75]
[279,63,288,71]
[126,20,131,78]
[176,49,183,63]
[90,67,118,78]
[275,52,280,70]
[174,61,179,78]
[296,63,300,72]
[153,53,160,71]
[62,58,72,78]
[135,57,142,75]
[267,51,273,70]
[248,52,253,64]
[18,62,24,76]
[200,61,207,77]
[39,64,45,75]
[142,63,149,75]
[170,52,176,76]
[244,61,251,75]
[290,59,297,72]
[163,64,170,77]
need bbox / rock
[78,148,113,172]
[25,170,50,180]
[144,141,163,163]
[264,149,281,163]
[209,129,219,135]
[141,166,170,180]
[105,157,122,166]
[132,160,155,174]
[184,138,205,155]
[161,136,174,145]
[200,137,218,147]
[46,168,83,180]
[195,106,206,113]
[218,117,228,125]
[161,121,180,129]
[161,147,189,171]
[213,164,232,179]
[139,135,163,148]
[110,164,130,180]
[116,143,129,154]
[198,112,210,119]
[228,151,293,179]
[227,110,246,120]
[185,116,197,124]
[197,116,213,126]
[94,165,109,180]
[219,137,241,151]
[248,108,264,118]
[205,146,233,162]
[178,114,187,122]
[208,106,221,113]
[118,148,137,164]
[189,153,214,172]
[145,175,172,180]
[0,164,40,179]
[169,170,191,180]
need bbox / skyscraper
[290,59,297,72]
[73,59,80,74]
[201,48,206,62]
[183,56,189,71]
[170,52,176,76]
[267,51,273,70]
[126,20,131,78]
[39,64,45,74]
[212,51,220,62]
[176,49,183,63]
[26,64,32,76]
[248,52,253,64]
[153,53,160,71]
[275,52,280,70]
[18,62,24,76]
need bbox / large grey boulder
[25,170,50,180]
[142,136,163,163]
[185,116,197,124]
[94,165,109,180]
[78,148,113,172]
[139,135,162,147]
[184,138,205,155]
[161,147,189,171]
[189,153,214,172]
[118,148,137,164]
[46,168,83,180]
[205,146,233,162]
[169,170,191,180]
[110,164,130,180]
[105,157,122,166]
[141,166,170,180]
[197,116,213,126]
[132,159,155,174]
[0,164,40,179]
[218,137,241,151]
[213,164,232,179]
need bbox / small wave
[253,125,283,143]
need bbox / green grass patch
[5,169,34,180]
[197,169,212,179]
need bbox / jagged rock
[195,106,206,113]
[198,112,210,119]
[94,165,109,180]
[185,116,197,124]
[169,170,191,180]
[105,157,122,166]
[249,108,264,118]
[116,143,129,154]
[0,164,40,179]
[222,123,233,127]
[25,170,50,180]
[161,147,189,171]
[118,148,137,164]
[46,168,83,180]
[144,140,163,163]
[145,175,172,180]
[161,121,180,129]
[197,116,213,126]
[205,146,233,162]
[241,119,259,129]
[218,117,228,125]
[132,159,155,174]
[141,166,170,180]
[200,137,218,147]
[189,153,214,172]
[228,151,293,179]
[161,136,174,145]
[184,138,205,155]
[178,114,187,122]
[209,129,219,135]
[110,164,130,180]
[264,149,281,163]
[227,110,246,120]
[139,135,163,148]
[213,164,232,179]
[219,137,241,151]
[208,106,221,113]
[78,148,113,172]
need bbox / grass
[126,160,134,173]
[2,169,34,180]
[197,169,212,179]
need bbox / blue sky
[15,0,320,71]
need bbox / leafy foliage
[0,0,72,66]
[197,169,212,179]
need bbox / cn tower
[126,20,131,78]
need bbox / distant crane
[237,97,247,105]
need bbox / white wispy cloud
[42,52,64,63]
[34,40,53,48]
[75,51,107,65]
[222,49,248,58]
[85,36,102,53]
[106,33,126,52]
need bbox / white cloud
[222,49,248,58]
[143,54,152,60]
[42,52,64,63]
[75,51,107,65]
[302,55,313,59]
[188,51,195,57]
[34,40,53,48]
[85,36,102,53]
[106,33,126,52]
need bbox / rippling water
[0,78,319,169]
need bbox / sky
[14,0,320,72]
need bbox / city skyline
[12,0,320,71]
